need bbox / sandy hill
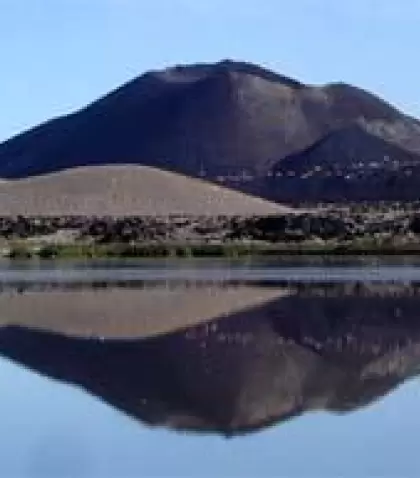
[0,164,291,216]
[0,60,420,202]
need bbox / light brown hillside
[0,165,292,216]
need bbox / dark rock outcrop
[0,211,415,245]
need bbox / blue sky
[1,0,419,142]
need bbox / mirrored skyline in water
[1,266,420,476]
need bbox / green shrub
[8,245,32,259]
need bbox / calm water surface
[1,259,420,477]
[2,257,420,283]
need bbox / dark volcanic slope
[265,125,420,202]
[1,60,419,188]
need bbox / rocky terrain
[0,60,420,203]
[2,204,420,256]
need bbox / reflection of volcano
[0,283,290,339]
[1,282,420,436]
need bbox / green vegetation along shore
[5,239,420,260]
[3,208,420,259]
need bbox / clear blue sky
[1,0,419,142]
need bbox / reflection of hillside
[1,282,420,436]
[0,284,290,339]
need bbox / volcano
[1,60,419,203]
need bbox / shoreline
[4,241,420,259]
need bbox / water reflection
[1,281,420,436]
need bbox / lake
[1,258,420,477]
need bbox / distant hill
[0,165,290,216]
[0,59,420,202]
